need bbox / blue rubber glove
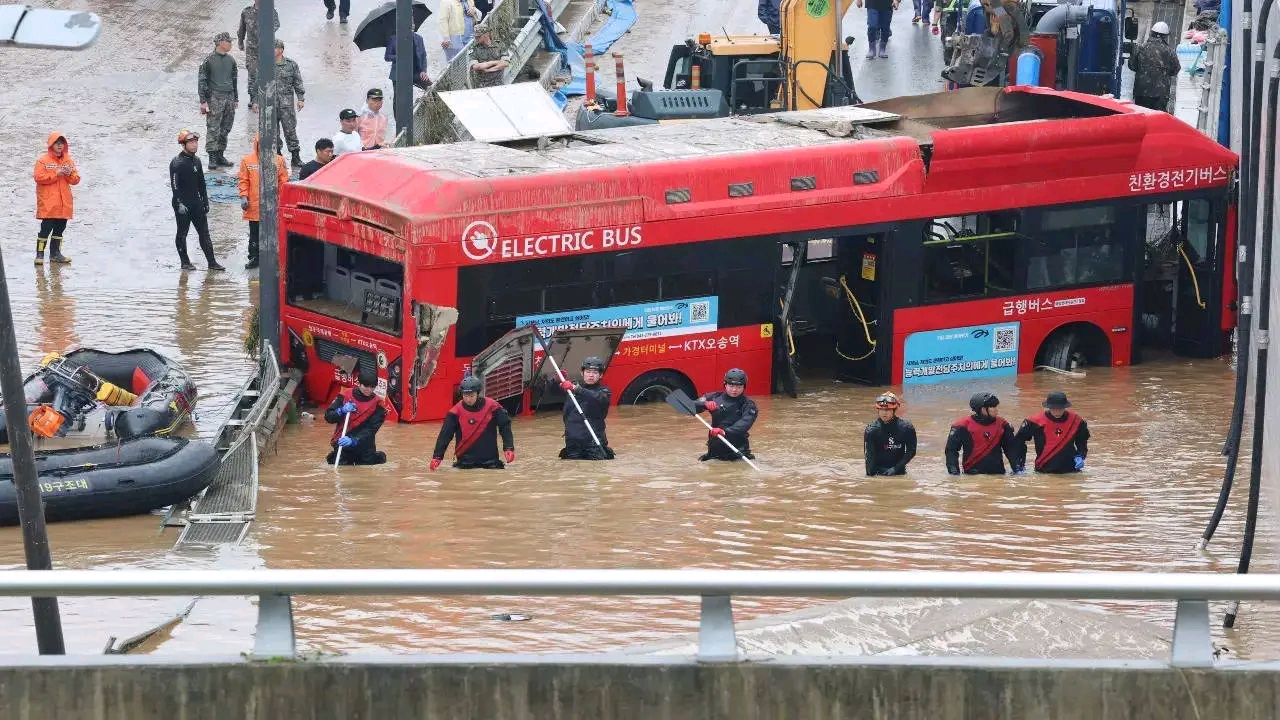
[1074,455,1085,471]
[340,401,358,415]
[337,436,355,447]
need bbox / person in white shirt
[333,108,363,154]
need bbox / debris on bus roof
[437,82,573,143]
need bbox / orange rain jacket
[237,136,289,222]
[34,132,80,219]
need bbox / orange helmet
[874,392,901,410]
[177,129,200,144]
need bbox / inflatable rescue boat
[0,436,219,525]
[0,348,197,444]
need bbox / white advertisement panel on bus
[517,296,718,342]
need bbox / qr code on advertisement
[690,301,710,323]
[993,326,1017,353]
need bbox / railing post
[253,593,296,659]
[698,595,737,662]
[1171,598,1214,667]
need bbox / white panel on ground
[439,82,574,142]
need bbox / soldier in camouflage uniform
[237,0,280,107]
[199,32,238,169]
[1128,21,1180,111]
[262,39,306,168]
[468,22,510,89]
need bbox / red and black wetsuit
[324,387,387,465]
[1014,411,1089,473]
[944,413,1024,475]
[431,397,515,469]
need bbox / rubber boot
[865,40,876,59]
[35,235,47,265]
[49,236,69,264]
[245,236,259,270]
[878,39,889,58]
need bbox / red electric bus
[277,85,1237,422]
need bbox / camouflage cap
[214,31,232,44]
[274,38,285,48]
[474,20,492,34]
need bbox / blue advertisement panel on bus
[516,296,719,342]
[902,322,1020,384]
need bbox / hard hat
[459,376,483,394]
[581,356,605,371]
[723,368,747,386]
[875,392,901,409]
[177,129,200,143]
[1150,21,1170,35]
[969,392,999,413]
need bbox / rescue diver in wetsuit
[864,392,917,476]
[429,375,515,470]
[694,368,758,461]
[1014,391,1090,473]
[945,391,1024,475]
[324,366,387,465]
[559,355,615,460]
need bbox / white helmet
[1150,21,1170,35]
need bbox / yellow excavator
[576,0,858,129]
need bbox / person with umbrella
[353,2,433,89]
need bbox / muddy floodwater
[2,352,1277,658]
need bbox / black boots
[208,152,233,169]
[48,236,69,264]
[290,151,303,168]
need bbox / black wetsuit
[432,398,515,469]
[694,391,758,461]
[1014,411,1090,474]
[864,416,918,476]
[324,388,387,466]
[944,414,1024,475]
[168,150,217,267]
[560,382,614,460]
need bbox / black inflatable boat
[0,437,219,525]
[0,348,197,443]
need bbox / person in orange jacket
[237,134,288,270]
[33,132,80,265]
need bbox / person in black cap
[324,366,387,466]
[332,108,363,155]
[945,392,1023,475]
[559,356,615,460]
[430,376,516,470]
[1014,391,1089,473]
[358,88,388,150]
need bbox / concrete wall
[2,660,1280,719]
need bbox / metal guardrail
[0,569,1269,665]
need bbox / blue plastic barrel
[1016,50,1041,86]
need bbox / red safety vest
[331,388,380,442]
[1027,411,1082,470]
[451,397,501,458]
[955,415,1005,472]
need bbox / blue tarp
[536,0,637,108]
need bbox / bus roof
[286,86,1237,248]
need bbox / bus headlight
[387,359,402,414]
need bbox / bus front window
[285,232,405,335]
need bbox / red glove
[710,428,725,437]
[560,380,575,391]
[704,400,719,412]
[429,458,442,471]
[504,449,515,463]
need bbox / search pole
[0,248,65,654]
[394,0,414,138]
[257,0,281,358]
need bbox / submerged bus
[277,85,1237,422]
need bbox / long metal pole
[0,248,65,654]
[257,0,280,358]
[394,0,414,138]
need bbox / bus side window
[922,213,1021,302]
[1027,204,1126,290]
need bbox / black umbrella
[353,1,431,51]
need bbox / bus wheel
[1036,324,1110,371]
[619,370,695,406]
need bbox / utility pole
[394,0,414,139]
[257,0,281,358]
[0,249,65,655]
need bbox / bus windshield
[285,232,405,336]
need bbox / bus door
[827,231,890,384]
[470,325,627,414]
[1172,198,1227,358]
[775,240,806,397]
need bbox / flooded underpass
[1,355,1277,659]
